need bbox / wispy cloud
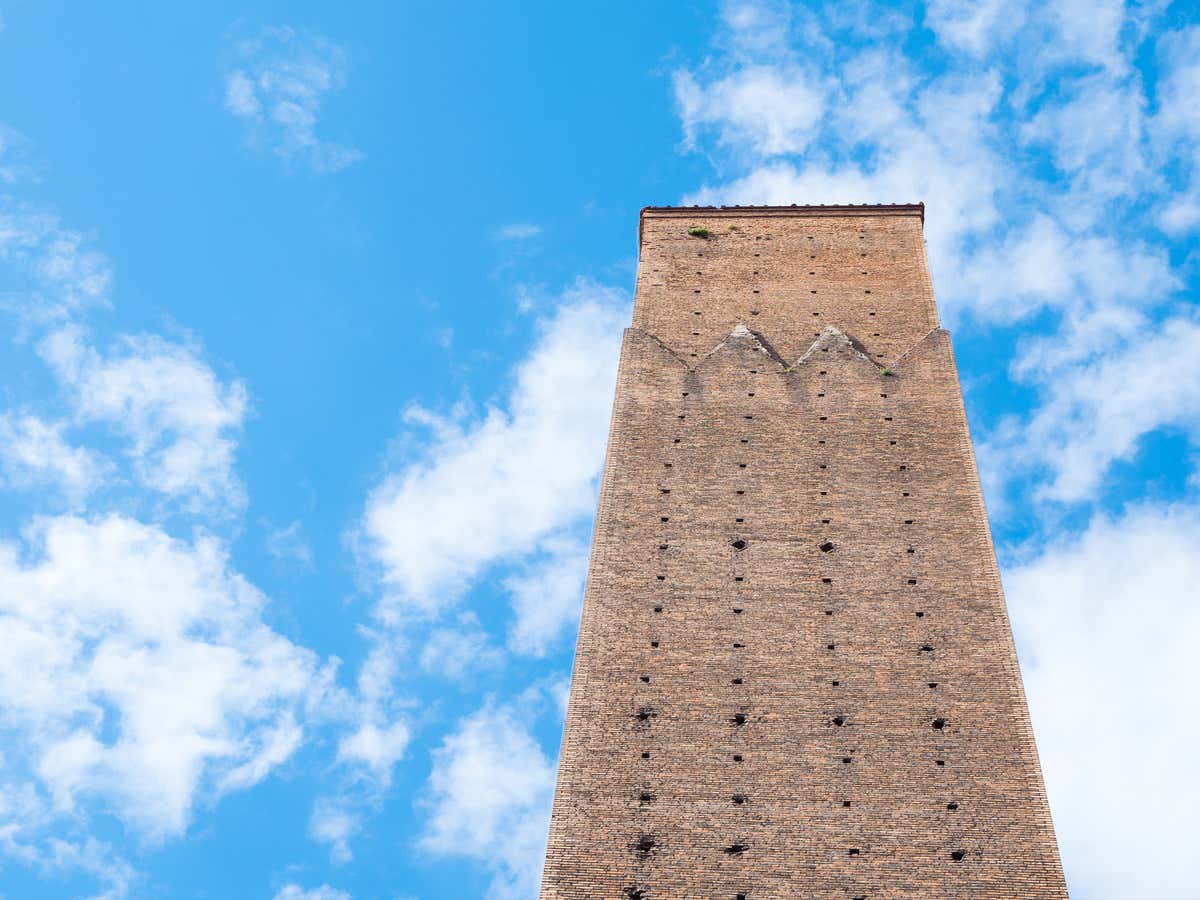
[504,535,589,657]
[420,613,505,680]
[308,797,360,866]
[0,125,41,185]
[223,26,362,174]
[266,519,315,571]
[39,326,249,512]
[273,884,351,900]
[419,695,557,900]
[0,200,112,320]
[0,414,110,505]
[0,831,137,900]
[983,313,1200,503]
[496,223,541,241]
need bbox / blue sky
[0,1,1198,898]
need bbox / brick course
[541,206,1066,899]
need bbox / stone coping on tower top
[639,202,925,245]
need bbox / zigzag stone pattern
[541,207,1066,898]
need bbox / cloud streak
[224,26,362,174]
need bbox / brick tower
[541,205,1066,898]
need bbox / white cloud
[420,613,504,679]
[1006,502,1200,897]
[0,829,137,900]
[273,884,351,900]
[505,536,589,657]
[0,514,324,842]
[1023,73,1150,204]
[925,0,1022,57]
[1041,0,1130,75]
[926,0,1129,73]
[1154,26,1200,234]
[224,26,362,174]
[0,201,111,319]
[674,65,826,157]
[957,215,1175,326]
[0,413,109,504]
[1159,188,1200,235]
[1154,26,1200,140]
[420,702,556,900]
[321,632,411,799]
[983,314,1200,503]
[218,714,304,794]
[358,280,627,616]
[225,71,260,118]
[716,0,795,59]
[40,327,248,510]
[548,676,571,719]
[309,798,359,865]
[335,720,410,783]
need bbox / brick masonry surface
[540,206,1067,899]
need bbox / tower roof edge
[638,202,925,246]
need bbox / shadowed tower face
[541,206,1066,899]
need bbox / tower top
[634,202,936,362]
[639,203,924,246]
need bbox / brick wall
[541,206,1066,899]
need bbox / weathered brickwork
[541,206,1066,899]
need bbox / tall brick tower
[541,205,1066,898]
